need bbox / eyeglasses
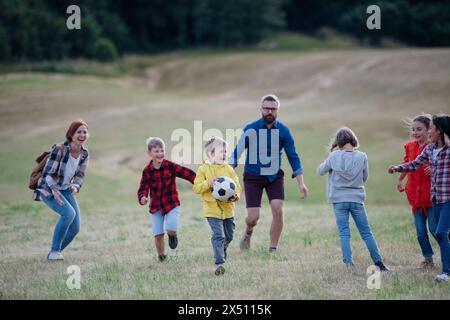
[262,107,278,113]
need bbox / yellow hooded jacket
[193,163,241,219]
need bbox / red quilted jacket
[402,141,432,212]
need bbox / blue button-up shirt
[229,118,303,182]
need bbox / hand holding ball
[211,177,237,202]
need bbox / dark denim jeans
[430,199,450,275]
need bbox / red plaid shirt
[400,143,450,204]
[137,160,196,214]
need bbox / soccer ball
[211,176,237,202]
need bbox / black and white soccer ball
[211,176,237,202]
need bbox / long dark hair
[432,114,450,145]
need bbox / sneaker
[240,230,252,251]
[168,234,178,250]
[419,259,435,269]
[375,261,390,272]
[435,273,449,282]
[269,246,277,253]
[158,254,167,262]
[47,251,64,261]
[215,265,225,276]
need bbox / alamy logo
[66,265,81,290]
[366,5,381,30]
[66,5,81,30]
[366,265,381,290]
[170,121,280,175]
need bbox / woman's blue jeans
[41,188,80,252]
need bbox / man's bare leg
[240,207,260,250]
[269,199,284,251]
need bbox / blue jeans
[332,202,382,264]
[41,189,80,252]
[430,199,450,275]
[207,217,235,266]
[413,208,437,258]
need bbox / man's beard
[263,114,276,125]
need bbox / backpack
[29,144,64,190]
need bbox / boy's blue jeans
[332,202,382,264]
[41,189,80,252]
[413,208,437,258]
[430,199,450,275]
[207,217,235,266]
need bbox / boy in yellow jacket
[193,136,241,275]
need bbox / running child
[318,127,389,271]
[193,137,241,275]
[396,114,437,268]
[138,137,196,262]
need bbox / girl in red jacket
[396,115,437,268]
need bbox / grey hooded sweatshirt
[317,150,369,204]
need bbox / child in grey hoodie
[317,127,389,271]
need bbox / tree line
[0,0,449,62]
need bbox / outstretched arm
[228,128,248,168]
[388,145,430,174]
[193,167,210,194]
[174,163,196,184]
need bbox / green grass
[1,201,448,299]
[1,48,450,299]
[0,32,364,79]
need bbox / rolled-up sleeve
[283,128,303,178]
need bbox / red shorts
[243,171,285,208]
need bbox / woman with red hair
[33,119,90,261]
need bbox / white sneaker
[47,251,64,261]
[435,273,449,282]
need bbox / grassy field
[1,47,450,299]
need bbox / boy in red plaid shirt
[138,137,196,262]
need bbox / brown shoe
[240,231,252,251]
[214,265,225,276]
[419,259,435,269]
